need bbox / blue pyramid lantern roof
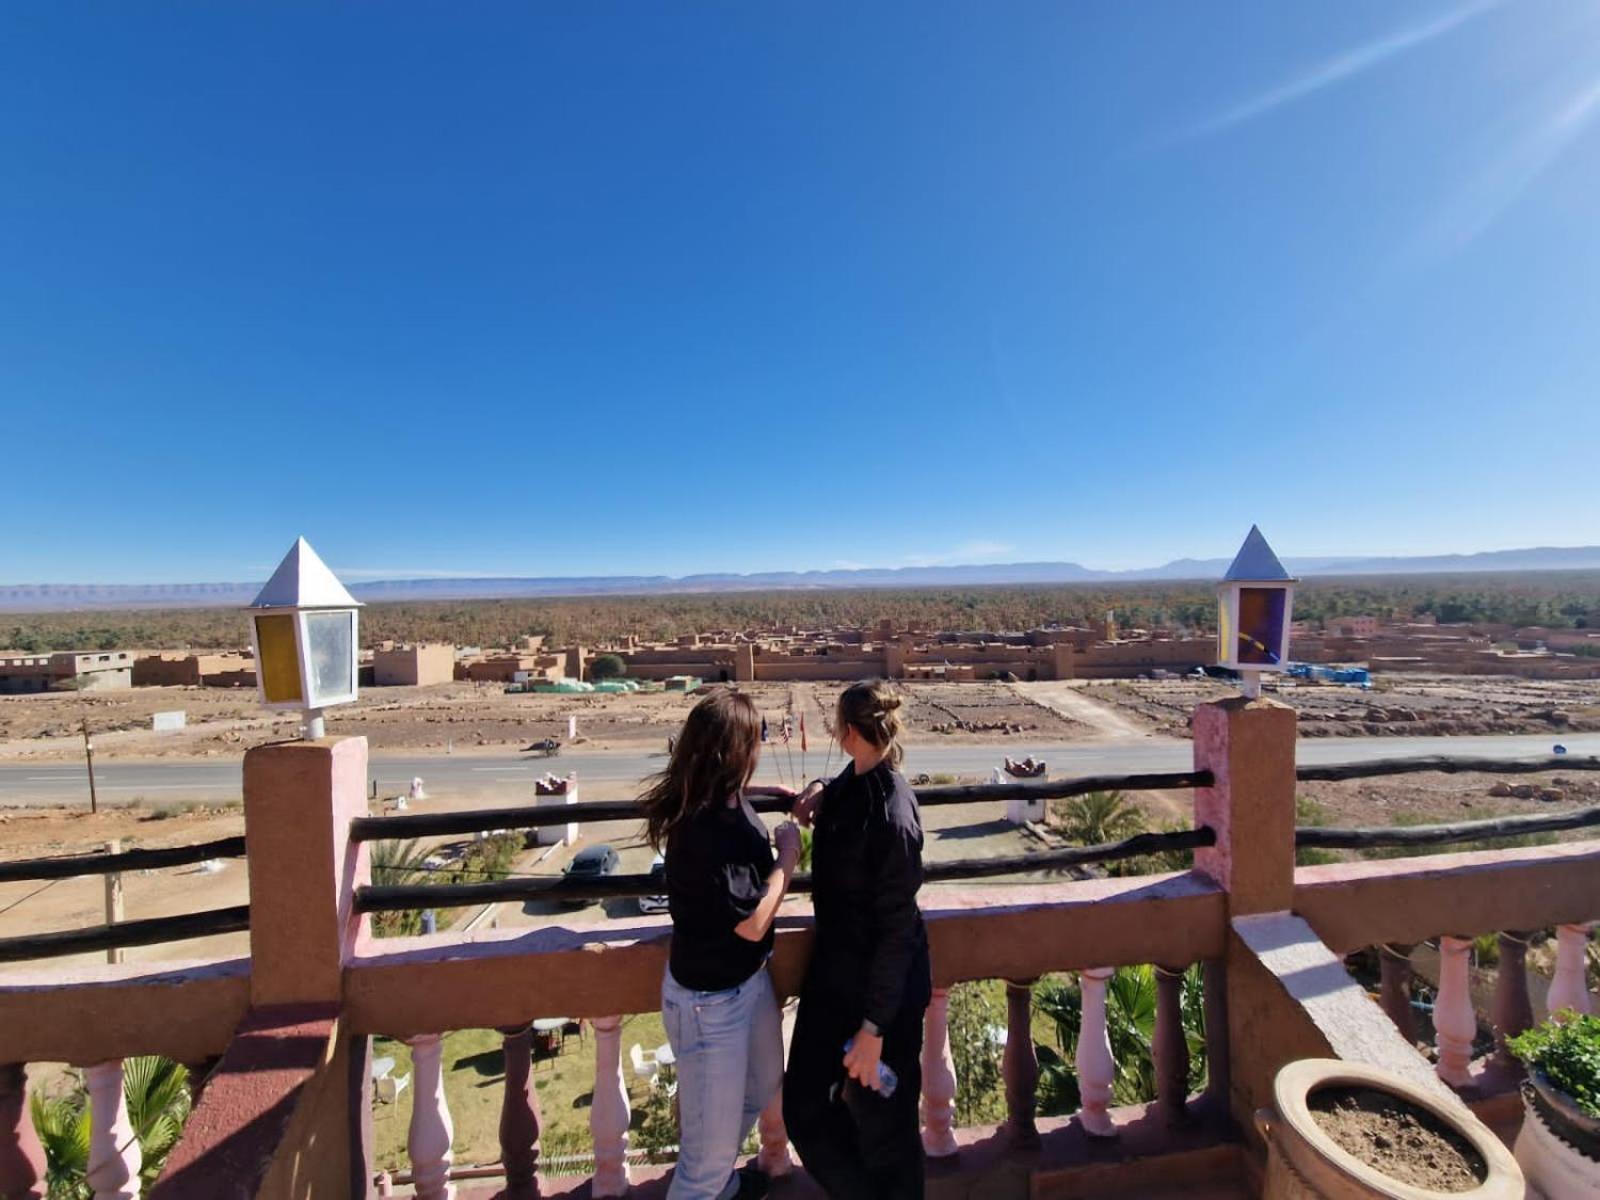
[1222,526,1293,583]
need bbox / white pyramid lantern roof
[250,538,362,610]
[1222,525,1294,583]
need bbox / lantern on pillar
[247,538,362,738]
[1216,526,1296,698]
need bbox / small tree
[1050,791,1146,846]
[590,654,626,682]
[31,1056,192,1197]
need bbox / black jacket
[807,760,931,1031]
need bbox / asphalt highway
[2,731,1595,808]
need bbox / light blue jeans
[661,964,783,1200]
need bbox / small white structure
[152,711,186,733]
[534,773,579,847]
[409,777,427,803]
[247,538,362,739]
[1216,526,1296,698]
[996,767,1047,825]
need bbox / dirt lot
[0,679,1091,765]
[1089,675,1600,739]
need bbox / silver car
[638,854,669,915]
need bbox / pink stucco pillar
[1192,697,1297,917]
[243,736,370,1006]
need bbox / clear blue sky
[5,2,1598,584]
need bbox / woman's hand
[772,820,802,872]
[792,780,826,827]
[843,1028,885,1090]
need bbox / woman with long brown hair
[641,687,801,1200]
[783,680,930,1200]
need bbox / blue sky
[4,2,1599,584]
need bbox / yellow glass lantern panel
[1236,587,1287,666]
[1217,595,1233,666]
[255,613,303,704]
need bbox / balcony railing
[0,707,1595,1199]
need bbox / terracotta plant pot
[1256,1059,1523,1199]
[1514,1069,1600,1198]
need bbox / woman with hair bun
[783,680,930,1200]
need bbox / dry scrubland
[1092,675,1600,738]
[0,679,1088,764]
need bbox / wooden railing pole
[1076,968,1117,1139]
[1152,965,1190,1127]
[1378,944,1417,1045]
[1434,936,1476,1089]
[0,1063,46,1200]
[497,1025,539,1198]
[588,1016,631,1197]
[1548,924,1595,1019]
[85,1060,140,1200]
[1492,931,1535,1072]
[406,1033,456,1200]
[1001,979,1039,1149]
[919,986,959,1159]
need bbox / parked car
[639,854,669,915]
[560,843,619,907]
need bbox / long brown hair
[640,687,762,851]
[836,679,905,768]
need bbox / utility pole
[82,718,99,815]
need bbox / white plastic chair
[376,1072,410,1104]
[629,1042,658,1082]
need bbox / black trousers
[782,984,927,1200]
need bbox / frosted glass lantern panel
[1236,587,1287,666]
[304,610,355,703]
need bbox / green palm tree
[30,1056,191,1197]
[1050,791,1147,846]
[369,838,430,885]
[1033,965,1207,1115]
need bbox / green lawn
[372,1011,670,1172]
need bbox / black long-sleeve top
[807,760,932,1031]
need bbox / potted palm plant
[1508,1011,1600,1196]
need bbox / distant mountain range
[4,545,1599,612]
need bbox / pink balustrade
[0,699,1595,1200]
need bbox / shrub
[589,654,627,681]
[1509,1013,1600,1118]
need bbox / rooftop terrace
[0,696,1596,1198]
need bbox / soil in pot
[1309,1085,1488,1193]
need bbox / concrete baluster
[0,1063,46,1200]
[1001,979,1039,1149]
[1076,968,1117,1138]
[1434,936,1476,1089]
[1378,944,1418,1045]
[757,1092,793,1177]
[85,1060,141,1200]
[919,986,959,1158]
[1492,931,1535,1072]
[589,1016,631,1197]
[407,1033,456,1200]
[1548,924,1595,1020]
[497,1025,540,1198]
[1152,966,1190,1127]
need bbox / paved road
[2,732,1595,808]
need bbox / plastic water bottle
[842,1038,898,1098]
